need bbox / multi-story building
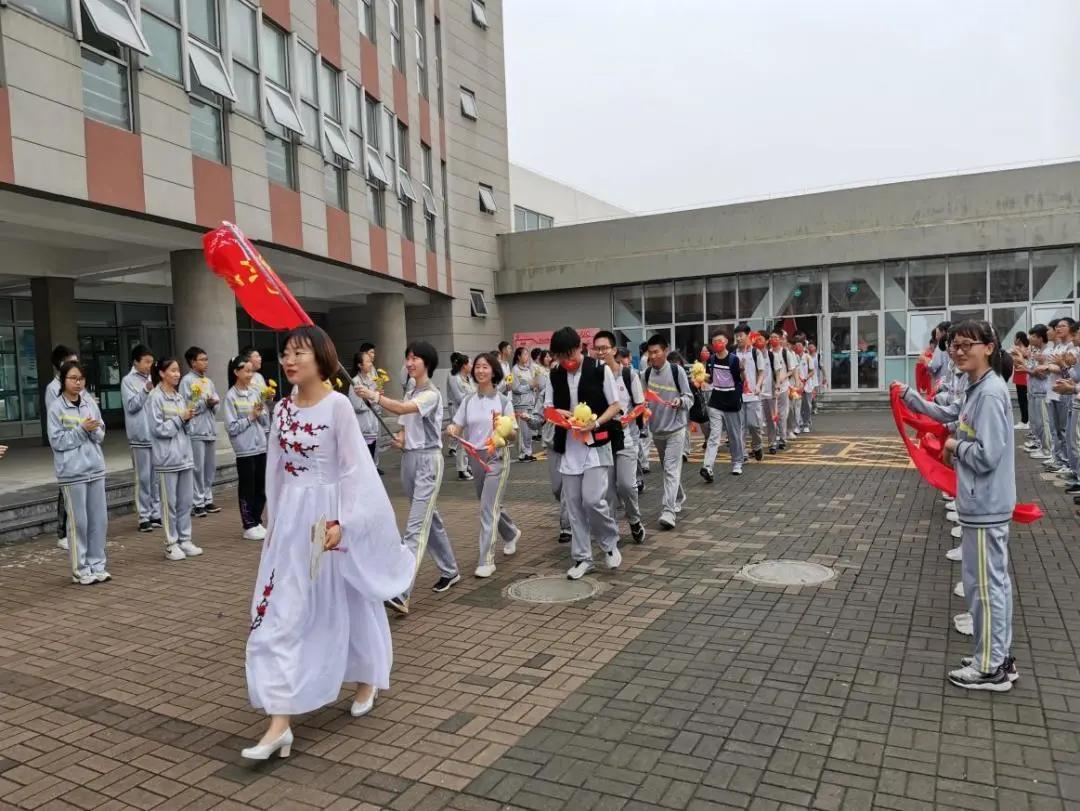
[510,163,629,232]
[0,0,510,439]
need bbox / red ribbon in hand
[456,437,492,473]
[543,407,598,444]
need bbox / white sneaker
[940,491,952,501]
[953,613,974,636]
[566,560,595,580]
[950,525,962,539]
[732,465,743,476]
[243,525,267,541]
[57,537,69,551]
[945,546,962,562]
[1031,450,1051,459]
[93,571,112,583]
[474,564,496,578]
[606,546,622,570]
[659,511,676,530]
[1014,422,1029,430]
[71,571,95,585]
[953,581,964,598]
[503,526,521,556]
[943,500,956,511]
[179,541,203,557]
[946,511,959,523]
[164,544,186,561]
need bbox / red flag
[456,438,492,473]
[202,222,313,330]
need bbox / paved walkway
[1,413,1078,811]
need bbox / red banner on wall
[513,328,601,350]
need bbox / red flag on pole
[202,222,313,330]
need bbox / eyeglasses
[65,376,85,383]
[950,340,985,353]
[278,349,312,363]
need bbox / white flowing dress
[246,391,414,716]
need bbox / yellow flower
[505,374,514,386]
[322,380,332,391]
[572,403,597,425]
[495,415,515,439]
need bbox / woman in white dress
[241,326,414,761]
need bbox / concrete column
[170,249,238,405]
[368,293,408,395]
[31,277,77,443]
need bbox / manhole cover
[505,575,603,604]
[737,560,836,587]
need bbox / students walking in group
[1044,318,1076,472]
[510,347,539,462]
[448,352,522,578]
[497,341,513,394]
[225,355,269,541]
[766,331,794,452]
[47,360,109,585]
[1011,331,1030,431]
[122,344,161,533]
[446,352,476,481]
[899,321,1018,691]
[349,347,382,463]
[636,341,653,474]
[734,324,766,460]
[180,347,221,517]
[545,327,624,578]
[540,357,572,545]
[149,358,203,561]
[793,339,814,433]
[46,345,79,551]
[701,332,744,479]
[643,332,692,530]
[358,341,459,613]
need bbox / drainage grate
[737,560,837,587]
[505,575,603,604]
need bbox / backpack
[647,363,708,424]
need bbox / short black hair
[227,354,251,388]
[239,345,258,358]
[734,323,750,336]
[51,344,76,370]
[638,341,648,353]
[58,360,86,395]
[359,342,375,354]
[531,347,542,361]
[709,328,728,342]
[450,352,469,375]
[513,346,531,364]
[616,348,631,361]
[282,325,341,381]
[1014,331,1029,347]
[1058,317,1077,330]
[406,340,439,375]
[646,332,668,350]
[550,326,581,356]
[497,340,511,353]
[1030,324,1049,341]
[593,330,617,348]
[154,357,181,385]
[130,344,153,365]
[184,346,206,366]
[667,351,684,365]
[473,351,504,385]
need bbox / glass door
[855,312,880,390]
[78,328,124,427]
[828,312,880,390]
[829,315,852,390]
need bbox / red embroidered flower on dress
[276,397,329,476]
[250,569,275,631]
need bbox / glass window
[538,214,554,229]
[643,282,672,325]
[513,205,527,232]
[9,0,72,29]
[1031,248,1074,301]
[737,273,770,321]
[460,87,478,120]
[400,198,414,240]
[230,0,259,116]
[991,306,1028,346]
[359,0,375,38]
[82,48,132,130]
[265,82,304,134]
[261,21,288,87]
[907,310,945,355]
[389,0,404,69]
[83,0,151,54]
[265,131,295,187]
[828,263,881,312]
[947,255,987,305]
[368,183,386,227]
[478,184,497,213]
[434,17,443,110]
[705,276,736,320]
[908,258,946,308]
[525,209,538,230]
[856,314,879,390]
[884,311,905,356]
[186,0,218,46]
[471,0,487,28]
[325,160,347,209]
[232,63,259,116]
[190,83,225,162]
[883,261,907,310]
[774,270,821,316]
[142,14,182,80]
[988,251,1029,304]
[347,82,363,168]
[297,44,319,147]
[319,62,341,121]
[144,0,179,16]
[675,324,704,364]
[414,0,428,98]
[613,285,643,327]
[674,279,704,323]
[189,39,237,101]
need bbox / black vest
[550,356,623,455]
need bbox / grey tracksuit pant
[703,407,743,473]
[742,400,763,453]
[159,469,194,545]
[610,447,642,526]
[1031,394,1052,453]
[190,438,216,508]
[61,478,107,576]
[762,396,781,449]
[131,445,160,522]
[547,449,571,533]
[773,390,790,444]
[651,430,687,516]
[471,452,519,569]
[960,524,1013,673]
[637,428,652,472]
[800,392,814,431]
[1068,405,1080,478]
[517,416,533,457]
[563,465,619,563]
[1050,398,1070,465]
[401,448,458,597]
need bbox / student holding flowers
[225,356,269,541]
[181,347,221,517]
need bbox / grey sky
[504,0,1079,215]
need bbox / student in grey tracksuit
[1027,326,1054,458]
[644,335,692,529]
[150,358,202,560]
[701,338,744,478]
[541,364,572,544]
[48,361,109,584]
[446,355,475,479]
[900,322,1017,691]
[510,348,539,461]
[225,355,270,539]
[46,344,78,549]
[449,352,521,578]
[180,347,220,515]
[122,345,161,532]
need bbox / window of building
[325,158,347,209]
[141,0,182,80]
[441,160,451,262]
[470,0,487,29]
[459,86,478,120]
[265,130,295,187]
[947,254,987,306]
[478,183,496,214]
[988,251,1029,304]
[674,279,705,323]
[320,61,354,164]
[383,106,397,179]
[229,0,260,117]
[187,0,218,46]
[421,143,436,251]
[83,0,151,54]
[261,21,301,187]
[469,289,489,317]
[414,0,428,98]
[736,273,770,321]
[80,5,138,130]
[513,205,554,232]
[296,43,319,148]
[359,0,375,39]
[774,270,822,316]
[827,263,882,312]
[907,258,947,308]
[396,121,416,240]
[346,80,364,173]
[364,94,388,226]
[190,77,226,161]
[704,276,736,321]
[433,17,443,112]
[1033,248,1074,302]
[389,0,404,71]
[9,0,72,29]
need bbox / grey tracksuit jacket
[47,394,107,484]
[148,387,195,472]
[180,371,219,441]
[121,368,154,447]
[644,362,692,435]
[224,385,270,457]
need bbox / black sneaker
[630,522,645,544]
[682,453,689,463]
[432,574,461,593]
[458,470,474,481]
[377,467,385,476]
[947,663,1011,691]
[700,468,714,484]
[138,521,153,533]
[448,448,456,457]
[961,655,1019,682]
[193,506,207,518]
[150,517,163,528]
[1067,484,1080,495]
[641,467,650,475]
[768,446,777,455]
[204,503,221,514]
[778,442,787,451]
[385,597,409,615]
[636,479,645,493]
[753,448,764,461]
[558,531,572,544]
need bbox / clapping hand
[81,418,101,433]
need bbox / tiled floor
[1,412,1078,810]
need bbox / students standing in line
[149,358,203,561]
[510,347,539,462]
[180,347,221,517]
[446,352,476,481]
[618,349,647,494]
[1045,317,1076,472]
[545,326,624,578]
[734,324,765,460]
[531,349,552,443]
[753,332,780,455]
[643,333,691,530]
[1011,332,1030,431]
[497,341,513,395]
[794,339,815,434]
[765,331,792,452]
[809,343,827,413]
[48,361,109,585]
[122,344,161,533]
[349,347,382,464]
[701,333,744,479]
[46,344,79,551]
[448,352,522,578]
[358,341,460,612]
[594,331,646,544]
[225,356,270,541]
[241,346,267,392]
[1025,325,1053,462]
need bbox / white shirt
[453,391,512,448]
[398,383,442,450]
[544,364,619,475]
[610,364,644,450]
[736,348,761,402]
[1047,340,1069,402]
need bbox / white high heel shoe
[241,727,293,760]
[351,688,379,717]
